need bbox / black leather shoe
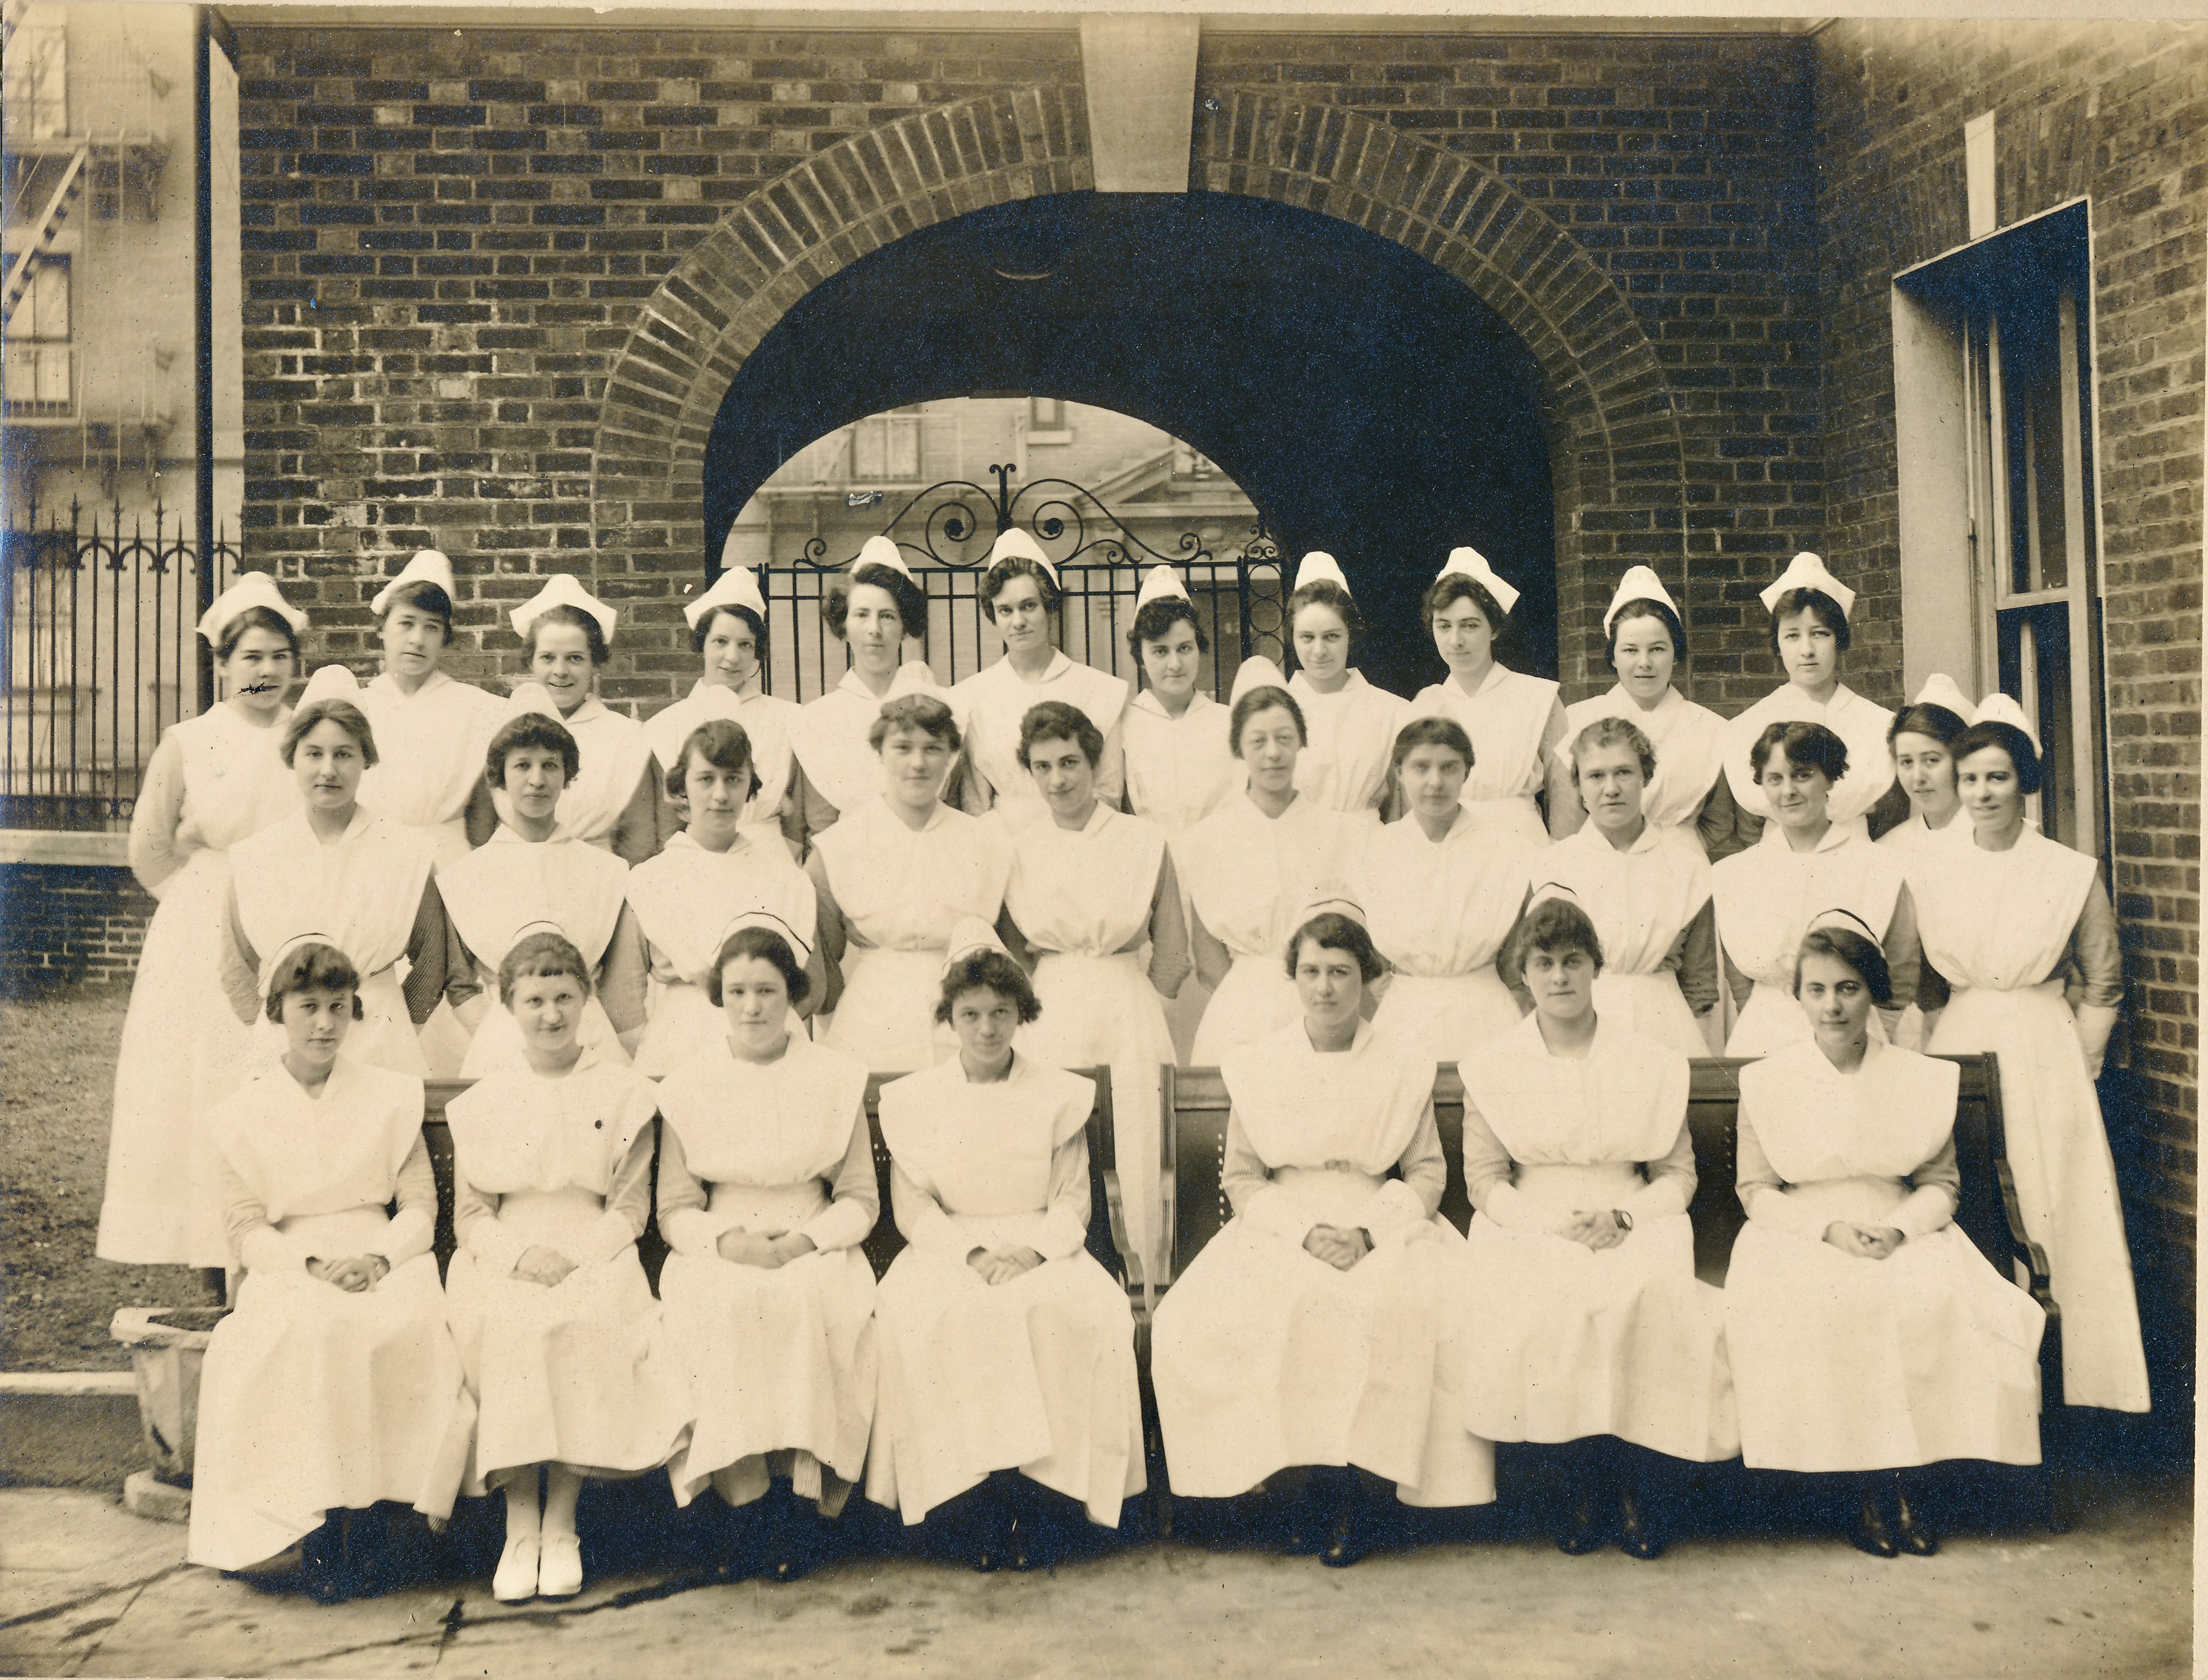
[1617,1489,1664,1560]
[1892,1488,1939,1557]
[1850,1493,1900,1559]
[1554,1487,1606,1556]
[1318,1507,1368,1569]
[1280,1483,1325,1555]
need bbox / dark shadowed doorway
[702,191,1556,695]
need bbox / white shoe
[537,1531,584,1600]
[491,1533,539,1603]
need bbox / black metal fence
[1,497,229,828]
[759,467,1288,703]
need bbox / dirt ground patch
[2,988,217,1370]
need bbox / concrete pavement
[0,1468,2188,1679]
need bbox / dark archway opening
[702,192,1556,692]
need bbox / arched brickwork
[587,89,1686,692]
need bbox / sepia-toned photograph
[0,0,2196,1674]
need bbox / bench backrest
[1167,1053,2011,1288]
[423,1066,1123,1288]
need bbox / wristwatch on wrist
[1611,1209,1633,1233]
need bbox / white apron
[1913,830,2150,1413]
[1726,1040,2047,1469]
[644,679,800,852]
[1352,811,1533,1067]
[1537,821,1714,1057]
[1456,1016,1736,1462]
[814,798,1013,1073]
[1875,812,1969,1049]
[625,830,817,1076]
[440,827,632,1076]
[1288,670,1407,818]
[656,1038,877,1509]
[790,662,943,825]
[519,696,654,850]
[1713,823,1903,1054]
[233,807,437,1077]
[98,704,300,1267]
[1176,792,1367,1064]
[1122,689,1237,836]
[444,1055,688,1488]
[187,1059,473,1570]
[1557,685,1729,844]
[1407,663,1558,847]
[1722,681,1897,837]
[868,1056,1143,1525]
[1007,804,1177,1288]
[1151,1022,1491,1506]
[355,669,504,866]
[950,649,1131,828]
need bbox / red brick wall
[1195,32,1826,709]
[1812,19,2204,1351]
[234,24,1083,704]
[0,865,152,995]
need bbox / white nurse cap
[1909,673,1975,717]
[985,526,1058,586]
[1600,565,1676,633]
[1292,551,1350,595]
[685,564,767,630]
[1295,885,1367,929]
[1437,546,1521,615]
[197,571,307,644]
[294,663,362,709]
[1135,565,1191,611]
[1758,551,1856,620]
[510,572,617,643]
[1804,906,1886,955]
[258,929,348,995]
[1227,654,1291,707]
[502,680,564,723]
[370,548,456,618]
[941,914,1014,977]
[1970,691,2041,749]
[714,907,813,967]
[853,533,917,584]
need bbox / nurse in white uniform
[1552,566,1735,859]
[645,560,801,858]
[1176,658,1367,1063]
[1530,716,1720,1057]
[868,921,1145,1568]
[1457,892,1736,1560]
[1119,565,1237,1062]
[187,938,473,1592]
[656,912,879,1582]
[1152,898,1490,1567]
[1910,703,2149,1415]
[951,526,1130,828]
[443,931,688,1604]
[222,666,477,1078]
[626,717,823,1078]
[1351,715,1533,1067]
[1406,548,1572,846]
[440,687,649,1074]
[1713,720,1920,1055]
[789,536,942,839]
[1281,552,1406,822]
[506,574,660,864]
[98,572,302,1274]
[1721,552,1903,846]
[1727,917,2046,1556]
[354,548,503,866]
[1876,673,1974,865]
[1000,697,1190,1295]
[808,694,1014,1073]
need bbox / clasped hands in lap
[966,1245,1045,1286]
[1302,1225,1374,1272]
[1824,1221,1907,1261]
[305,1254,391,1292]
[715,1230,819,1270]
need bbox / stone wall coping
[0,832,131,868]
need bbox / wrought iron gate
[757,465,1287,704]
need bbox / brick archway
[588,89,1684,690]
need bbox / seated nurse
[1152,894,1490,1569]
[1725,915,2046,1557]
[867,920,1145,1571]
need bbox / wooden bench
[1160,1053,2064,1525]
[419,1066,1130,1291]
